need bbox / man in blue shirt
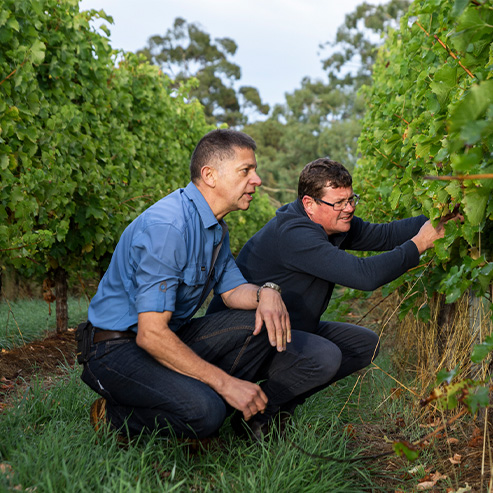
[79,130,336,441]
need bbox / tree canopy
[138,17,269,127]
[0,0,211,329]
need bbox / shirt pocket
[177,263,209,307]
[183,263,208,288]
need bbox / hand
[439,204,464,225]
[253,287,291,352]
[412,207,464,254]
[438,205,464,228]
[220,376,268,421]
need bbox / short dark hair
[298,158,352,200]
[190,129,257,183]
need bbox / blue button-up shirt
[88,182,246,332]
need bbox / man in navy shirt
[208,157,456,435]
[80,131,338,441]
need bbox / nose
[343,200,355,211]
[251,170,262,186]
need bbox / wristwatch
[256,282,282,302]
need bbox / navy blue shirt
[209,199,427,332]
[89,182,246,332]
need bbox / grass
[0,362,390,492]
[1,293,490,491]
[0,297,89,349]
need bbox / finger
[264,319,278,347]
[253,397,266,415]
[258,388,268,406]
[251,392,268,417]
[274,318,285,351]
[277,311,289,351]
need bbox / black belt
[93,329,136,343]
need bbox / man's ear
[200,165,217,188]
[302,195,316,217]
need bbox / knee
[363,331,380,363]
[304,342,343,387]
[177,393,227,439]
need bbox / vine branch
[261,185,297,195]
[415,21,475,79]
[364,137,405,169]
[424,174,493,181]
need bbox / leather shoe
[230,411,292,442]
[90,397,107,432]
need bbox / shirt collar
[183,182,219,229]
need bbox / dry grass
[365,289,493,491]
[393,292,492,391]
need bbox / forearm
[136,311,230,393]
[346,215,428,251]
[221,283,258,310]
[136,310,269,419]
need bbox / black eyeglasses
[315,194,360,211]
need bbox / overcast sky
[78,0,385,108]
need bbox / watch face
[257,282,281,302]
[265,282,281,293]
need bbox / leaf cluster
[0,0,210,281]
[355,0,493,306]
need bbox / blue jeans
[81,310,378,438]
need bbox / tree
[321,0,411,92]
[355,0,493,317]
[0,0,210,331]
[138,17,269,127]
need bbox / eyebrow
[333,194,356,202]
[322,192,355,201]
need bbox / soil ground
[0,328,490,492]
[0,328,77,383]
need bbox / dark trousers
[270,320,380,417]
[81,310,378,438]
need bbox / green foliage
[0,0,210,281]
[226,193,276,256]
[471,333,493,363]
[138,17,269,127]
[393,440,420,462]
[355,0,493,307]
[422,371,491,420]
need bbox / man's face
[215,147,261,215]
[308,185,356,235]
